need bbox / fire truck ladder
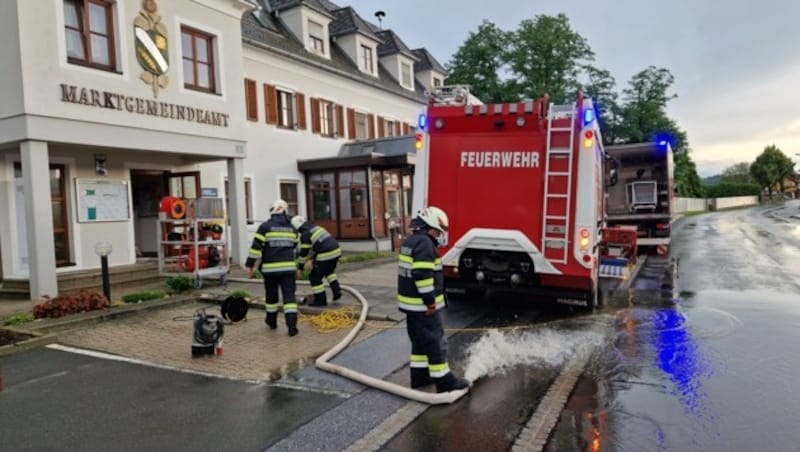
[542,103,576,263]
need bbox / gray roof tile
[241,11,426,101]
[329,7,382,41]
[412,48,447,73]
[375,29,417,60]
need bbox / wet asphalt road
[547,202,800,451]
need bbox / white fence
[674,196,760,213]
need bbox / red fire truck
[412,86,616,309]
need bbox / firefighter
[291,216,343,307]
[246,199,299,336]
[398,206,469,393]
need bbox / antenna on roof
[374,10,385,29]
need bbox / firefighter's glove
[296,269,303,279]
[304,260,313,272]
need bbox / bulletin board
[76,179,131,222]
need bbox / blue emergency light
[583,108,595,125]
[417,113,427,131]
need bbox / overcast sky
[342,0,800,176]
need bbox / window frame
[354,111,369,139]
[400,61,413,88]
[277,89,296,129]
[360,45,373,73]
[181,25,217,94]
[64,0,117,71]
[308,20,325,55]
[224,177,254,224]
[280,181,299,216]
[318,99,337,137]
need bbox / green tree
[616,67,681,145]
[581,66,620,145]
[674,150,705,197]
[720,162,756,185]
[750,144,794,195]
[445,20,511,103]
[505,14,594,103]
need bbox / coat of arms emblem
[134,0,169,97]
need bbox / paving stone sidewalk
[2,259,403,383]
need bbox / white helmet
[270,199,288,214]
[418,206,449,232]
[290,215,306,231]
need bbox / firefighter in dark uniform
[246,199,299,336]
[398,206,469,393]
[291,216,343,307]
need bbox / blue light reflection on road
[652,307,713,416]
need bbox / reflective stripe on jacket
[245,214,297,274]
[297,223,341,268]
[397,231,444,313]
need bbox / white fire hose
[226,277,469,404]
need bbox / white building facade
[0,0,448,298]
[198,0,447,244]
[0,0,253,298]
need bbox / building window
[319,100,336,137]
[244,78,257,121]
[280,181,299,215]
[433,77,442,87]
[224,178,253,224]
[181,26,216,93]
[277,89,295,128]
[384,119,396,137]
[64,0,116,71]
[402,174,413,216]
[339,171,367,220]
[354,112,369,139]
[360,45,373,73]
[308,20,325,54]
[310,173,336,221]
[401,62,412,88]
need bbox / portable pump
[191,308,224,357]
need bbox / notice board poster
[76,179,131,222]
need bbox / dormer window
[433,77,443,87]
[360,45,373,74]
[308,20,325,55]
[400,62,413,89]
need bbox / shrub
[229,288,251,299]
[2,312,34,326]
[166,276,194,293]
[32,291,109,319]
[121,290,167,304]
[340,251,395,264]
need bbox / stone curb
[0,327,58,357]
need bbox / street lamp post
[94,241,113,302]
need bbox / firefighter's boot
[435,373,469,393]
[410,368,432,389]
[264,312,277,330]
[286,312,299,337]
[310,291,327,307]
[330,280,343,301]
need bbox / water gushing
[463,328,603,382]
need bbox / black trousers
[262,272,296,310]
[406,312,448,372]
[309,258,341,301]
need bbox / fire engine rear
[412,86,614,309]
